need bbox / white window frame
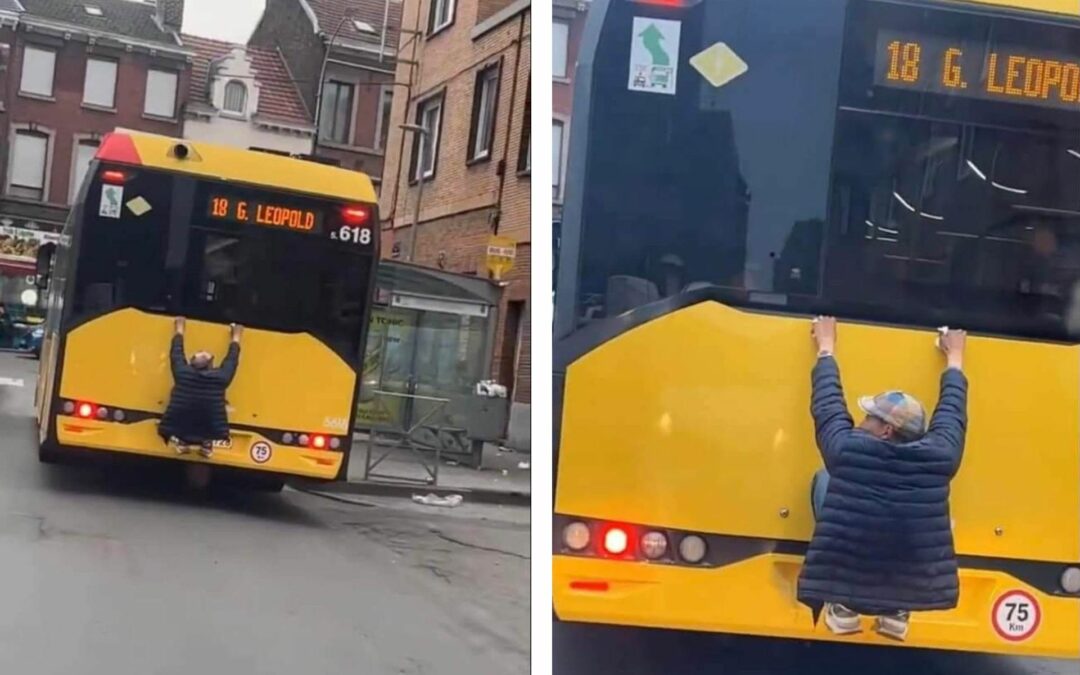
[7,127,52,201]
[222,79,248,115]
[553,118,567,201]
[83,57,117,109]
[553,20,571,80]
[374,86,394,151]
[470,65,500,161]
[429,0,455,34]
[414,96,443,181]
[144,69,178,119]
[20,45,56,98]
[70,137,100,203]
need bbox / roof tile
[307,0,402,52]
[19,0,179,46]
[182,33,311,127]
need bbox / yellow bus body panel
[55,309,355,479]
[554,555,1080,658]
[965,0,1080,15]
[119,131,377,204]
[555,301,1079,656]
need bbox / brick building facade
[553,0,586,221]
[250,0,401,182]
[380,0,531,446]
[0,0,191,315]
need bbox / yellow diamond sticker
[690,42,749,88]
[126,196,152,216]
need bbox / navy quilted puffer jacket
[797,356,968,615]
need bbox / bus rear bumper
[54,416,343,480]
[553,554,1080,658]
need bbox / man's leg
[811,470,862,634]
[811,469,830,521]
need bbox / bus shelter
[357,261,507,476]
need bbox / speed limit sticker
[991,590,1041,641]
[250,442,272,464]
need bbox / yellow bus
[553,0,1080,658]
[34,131,378,491]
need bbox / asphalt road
[0,353,529,674]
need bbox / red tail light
[76,402,95,419]
[310,434,328,449]
[602,526,631,556]
[341,205,370,226]
[101,170,127,184]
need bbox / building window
[411,95,443,181]
[20,45,56,97]
[553,120,565,200]
[518,86,531,173]
[71,139,100,202]
[223,80,248,114]
[144,69,178,118]
[428,0,455,34]
[553,20,570,79]
[9,131,48,201]
[320,81,355,144]
[375,87,393,151]
[83,58,117,109]
[468,64,500,162]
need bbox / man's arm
[217,324,243,385]
[927,329,968,475]
[170,318,187,376]
[810,317,853,469]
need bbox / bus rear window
[569,0,1080,341]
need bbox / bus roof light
[96,133,143,166]
[101,170,127,184]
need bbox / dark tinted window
[70,176,171,320]
[182,228,372,360]
[568,0,1080,340]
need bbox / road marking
[0,377,24,387]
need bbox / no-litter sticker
[991,590,1041,642]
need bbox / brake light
[101,170,127,184]
[311,434,328,449]
[603,526,630,555]
[96,132,142,165]
[341,205,370,226]
[76,402,95,419]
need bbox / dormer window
[223,80,247,115]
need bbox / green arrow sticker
[629,17,680,96]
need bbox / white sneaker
[875,611,910,641]
[824,603,861,635]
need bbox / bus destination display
[874,31,1080,111]
[207,195,324,232]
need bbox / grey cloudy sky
[180,0,266,43]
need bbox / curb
[290,478,531,507]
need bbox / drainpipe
[492,11,526,236]
[385,0,425,227]
[380,0,390,63]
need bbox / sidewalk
[299,435,531,506]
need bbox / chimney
[154,0,185,32]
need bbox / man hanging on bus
[798,316,968,641]
[159,317,243,459]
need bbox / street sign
[486,235,517,280]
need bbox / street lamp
[400,123,429,263]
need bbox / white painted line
[0,377,25,387]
